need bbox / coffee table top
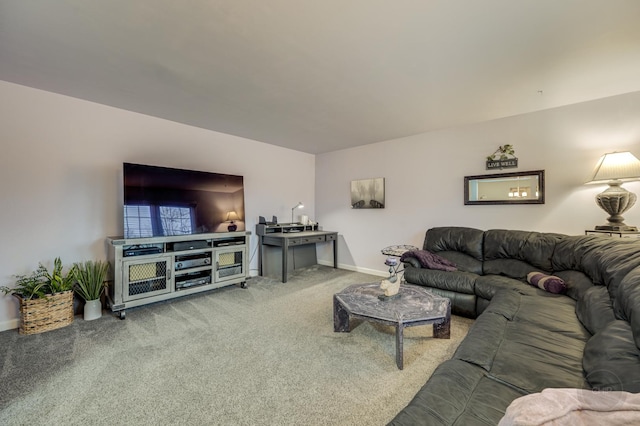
[334,283,450,324]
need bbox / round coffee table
[333,283,451,370]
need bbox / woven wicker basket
[15,290,74,335]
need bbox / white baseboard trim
[317,260,387,277]
[0,318,19,332]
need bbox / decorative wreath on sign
[486,144,516,161]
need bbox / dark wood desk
[257,224,338,283]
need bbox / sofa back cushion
[483,230,561,279]
[552,236,640,285]
[553,236,640,316]
[615,266,640,348]
[597,241,640,310]
[575,285,616,335]
[424,227,484,274]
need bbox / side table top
[334,283,450,324]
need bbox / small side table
[585,230,640,238]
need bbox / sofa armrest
[403,258,421,269]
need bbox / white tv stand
[107,232,250,319]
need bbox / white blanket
[498,388,640,426]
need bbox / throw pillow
[400,249,457,272]
[526,272,567,294]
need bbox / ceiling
[2,1,640,154]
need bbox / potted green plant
[71,260,110,321]
[0,257,75,334]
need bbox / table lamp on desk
[291,202,304,223]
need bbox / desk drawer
[287,238,302,246]
[326,233,337,242]
[289,235,326,246]
[301,235,326,244]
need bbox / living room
[2,0,639,329]
[1,1,640,424]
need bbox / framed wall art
[350,177,385,209]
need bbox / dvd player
[175,277,210,289]
[123,247,163,257]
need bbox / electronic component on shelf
[174,253,212,270]
[173,240,209,251]
[213,236,246,247]
[123,246,163,257]
[175,271,211,290]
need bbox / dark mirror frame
[464,170,545,205]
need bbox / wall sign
[486,144,518,170]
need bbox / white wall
[0,81,315,331]
[316,91,640,275]
[3,81,640,331]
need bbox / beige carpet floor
[0,266,473,425]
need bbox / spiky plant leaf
[72,260,110,301]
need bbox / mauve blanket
[498,388,640,426]
[400,249,457,272]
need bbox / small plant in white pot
[71,260,110,321]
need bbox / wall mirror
[464,170,545,205]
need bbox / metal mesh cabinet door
[214,247,246,282]
[122,255,172,302]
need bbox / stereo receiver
[174,253,212,270]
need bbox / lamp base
[595,224,638,232]
[227,223,237,232]
[594,181,638,233]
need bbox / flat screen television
[123,162,245,239]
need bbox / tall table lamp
[291,202,304,223]
[586,151,640,231]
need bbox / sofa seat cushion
[453,309,510,371]
[389,359,525,426]
[487,295,589,393]
[513,293,590,342]
[490,322,589,393]
[464,289,591,392]
[456,290,588,394]
[403,267,477,295]
[583,320,640,392]
[484,258,544,281]
[474,275,537,300]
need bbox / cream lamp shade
[586,151,640,231]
